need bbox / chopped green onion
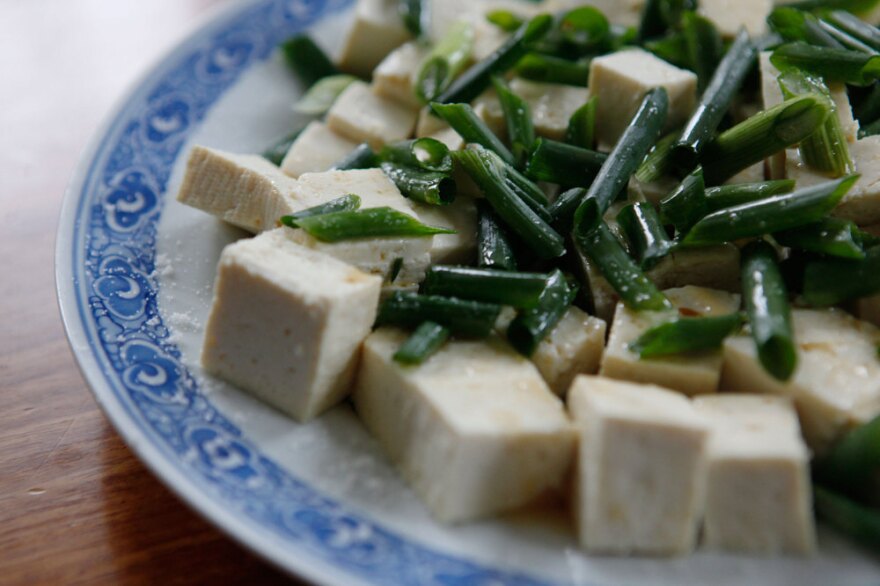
[819,19,879,53]
[280,194,362,228]
[700,94,831,185]
[660,167,708,234]
[507,270,577,356]
[435,14,554,104]
[673,29,757,172]
[398,0,426,37]
[516,53,591,86]
[280,34,339,87]
[477,202,518,271]
[415,22,475,102]
[802,245,880,306]
[295,207,455,242]
[548,187,587,232]
[630,313,745,358]
[768,7,846,48]
[393,321,451,365]
[682,12,724,93]
[574,221,672,312]
[574,88,669,234]
[775,217,867,259]
[388,257,405,283]
[813,486,880,550]
[492,76,536,168]
[635,131,679,184]
[825,10,880,52]
[487,10,524,32]
[524,139,607,186]
[704,180,796,210]
[380,163,457,206]
[566,96,598,150]
[332,143,378,171]
[422,266,549,309]
[741,240,798,382]
[294,74,357,115]
[682,175,857,245]
[377,292,502,338]
[771,42,880,86]
[454,146,565,259]
[814,414,880,500]
[617,202,675,270]
[380,138,453,173]
[262,127,306,166]
[431,102,516,166]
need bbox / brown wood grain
[0,2,300,583]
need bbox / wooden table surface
[1,2,299,583]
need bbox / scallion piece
[673,29,757,172]
[415,21,475,102]
[294,74,357,115]
[332,143,378,171]
[477,202,518,271]
[704,180,796,210]
[617,202,675,270]
[393,321,451,365]
[775,217,867,259]
[380,163,457,206]
[280,34,339,87]
[819,19,879,53]
[802,246,880,306]
[487,10,524,33]
[573,88,669,234]
[814,414,880,500]
[700,94,831,185]
[431,102,516,166]
[377,292,502,338]
[295,207,455,242]
[778,69,855,177]
[422,266,550,309]
[660,167,708,234]
[768,7,846,48]
[635,131,679,184]
[825,10,880,52]
[771,42,880,86]
[741,241,797,382]
[524,139,608,186]
[574,220,672,312]
[682,12,724,93]
[813,486,880,549]
[280,194,362,228]
[630,313,745,358]
[493,76,536,168]
[682,175,857,245]
[435,14,554,105]
[566,96,598,150]
[398,0,425,37]
[380,138,452,173]
[262,128,306,166]
[454,146,565,259]
[548,187,587,232]
[507,270,577,356]
[516,53,591,86]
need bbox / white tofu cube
[280,121,358,179]
[411,197,478,265]
[373,42,428,109]
[698,0,771,39]
[601,286,742,396]
[286,169,432,289]
[568,376,709,556]
[338,0,412,78]
[202,229,382,421]
[532,307,607,396]
[354,329,576,523]
[786,136,880,226]
[547,0,644,27]
[327,81,418,150]
[176,146,298,233]
[589,49,697,147]
[722,308,880,454]
[694,395,816,555]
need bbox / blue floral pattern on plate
[61,0,564,584]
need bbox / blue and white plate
[56,1,880,584]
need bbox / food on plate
[175,0,880,557]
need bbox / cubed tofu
[176,146,298,233]
[338,0,412,78]
[286,169,432,289]
[589,49,697,147]
[601,286,742,396]
[722,308,880,454]
[786,137,880,226]
[280,121,358,179]
[202,229,382,421]
[568,376,709,556]
[698,0,771,38]
[411,197,478,265]
[726,162,766,185]
[474,79,590,142]
[354,329,576,523]
[694,395,816,555]
[373,42,428,109]
[547,0,644,27]
[327,81,418,150]
[532,307,607,396]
